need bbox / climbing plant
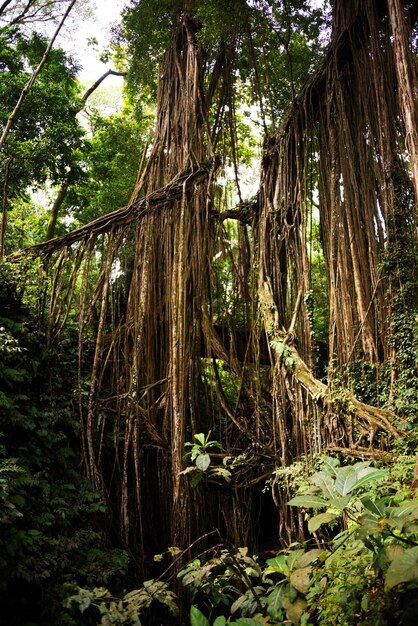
[2,1,417,624]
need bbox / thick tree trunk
[258,280,400,442]
[388,0,418,204]
[14,0,416,574]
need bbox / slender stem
[0,157,12,257]
[0,0,14,17]
[80,69,126,108]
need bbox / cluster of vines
[15,0,417,569]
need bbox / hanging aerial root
[258,281,401,443]
[9,160,216,259]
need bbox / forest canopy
[0,0,417,625]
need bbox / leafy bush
[174,455,418,625]
[0,261,130,625]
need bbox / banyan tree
[18,0,418,573]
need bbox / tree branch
[44,69,127,241]
[0,0,77,152]
[13,161,214,257]
[80,69,127,108]
[0,0,14,17]
[211,199,258,226]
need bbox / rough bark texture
[14,0,417,571]
[388,0,418,202]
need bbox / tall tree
[13,0,418,579]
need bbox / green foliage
[0,25,87,254]
[269,339,296,370]
[116,0,325,128]
[66,103,151,228]
[64,579,179,625]
[0,26,83,194]
[388,307,418,427]
[182,431,229,487]
[0,453,28,524]
[286,455,418,624]
[175,455,418,625]
[179,547,264,620]
[115,0,182,100]
[243,0,325,122]
[190,605,268,626]
[178,544,321,624]
[342,305,418,428]
[194,0,251,47]
[0,0,93,27]
[0,261,130,625]
[6,194,50,250]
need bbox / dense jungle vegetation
[0,0,417,624]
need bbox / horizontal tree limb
[12,161,214,258]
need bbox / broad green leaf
[328,494,351,511]
[332,526,356,548]
[249,615,273,625]
[392,500,418,517]
[232,617,262,626]
[266,554,289,574]
[270,340,286,356]
[384,546,418,591]
[361,496,386,517]
[288,584,298,603]
[196,453,211,471]
[386,516,407,532]
[245,566,260,578]
[190,606,210,626]
[190,473,203,488]
[312,472,336,500]
[156,590,179,615]
[386,544,404,562]
[210,467,232,482]
[351,468,386,492]
[334,466,358,496]
[282,596,308,625]
[286,549,305,571]
[231,594,248,614]
[290,567,311,594]
[266,587,285,619]
[295,549,323,569]
[79,595,91,613]
[194,433,206,446]
[143,579,156,591]
[320,456,340,474]
[206,440,222,450]
[357,513,386,535]
[213,617,227,626]
[262,565,288,580]
[352,461,372,471]
[287,495,327,508]
[308,512,338,533]
[190,448,200,461]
